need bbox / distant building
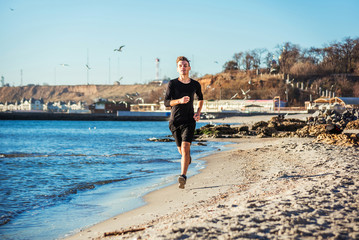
[45,101,88,113]
[17,98,44,111]
[149,79,170,86]
[67,101,87,112]
[160,99,286,113]
[0,98,88,112]
[89,100,130,114]
[130,103,160,112]
[308,97,359,111]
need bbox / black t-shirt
[164,78,203,124]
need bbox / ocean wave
[127,168,154,175]
[0,211,12,226]
[137,158,177,164]
[0,177,133,226]
[0,153,132,159]
[43,177,133,199]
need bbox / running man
[164,56,204,189]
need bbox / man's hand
[194,112,200,121]
[179,96,190,104]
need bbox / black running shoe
[178,175,187,189]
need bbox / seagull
[240,88,251,100]
[114,45,125,52]
[214,61,219,64]
[126,94,133,100]
[230,93,239,99]
[86,64,91,69]
[10,8,14,11]
[60,64,69,67]
[240,88,250,95]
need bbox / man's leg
[177,146,191,165]
[180,141,191,176]
[177,146,182,155]
[178,141,191,189]
[177,123,195,189]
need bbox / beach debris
[294,125,327,137]
[194,124,247,138]
[314,133,359,147]
[253,117,306,138]
[345,119,359,130]
[104,227,146,237]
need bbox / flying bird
[10,8,14,11]
[230,93,239,99]
[240,88,251,100]
[114,45,125,52]
[241,88,250,95]
[86,64,91,69]
[60,64,69,67]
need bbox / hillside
[0,73,315,106]
[1,71,357,106]
[0,84,164,104]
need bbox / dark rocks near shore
[147,137,174,142]
[194,124,254,139]
[194,110,359,147]
[150,109,359,147]
[308,109,359,129]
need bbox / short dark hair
[176,56,190,66]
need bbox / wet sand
[65,114,359,240]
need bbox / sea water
[0,120,224,240]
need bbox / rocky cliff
[0,84,163,104]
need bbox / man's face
[177,61,191,75]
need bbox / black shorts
[169,122,196,147]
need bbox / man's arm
[194,100,204,121]
[169,96,190,106]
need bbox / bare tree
[277,42,301,74]
[303,47,322,65]
[265,52,274,69]
[233,52,243,70]
[243,51,255,71]
[251,48,267,69]
[223,60,238,71]
[341,37,358,73]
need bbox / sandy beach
[65,114,359,240]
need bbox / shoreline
[63,138,235,239]
[63,114,308,239]
[65,113,359,239]
[64,138,265,240]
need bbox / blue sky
[1,0,358,86]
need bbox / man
[164,56,204,189]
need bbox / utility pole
[86,49,90,85]
[155,58,160,81]
[108,57,111,85]
[20,69,23,86]
[140,56,142,83]
[54,67,57,85]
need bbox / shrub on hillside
[289,61,318,77]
